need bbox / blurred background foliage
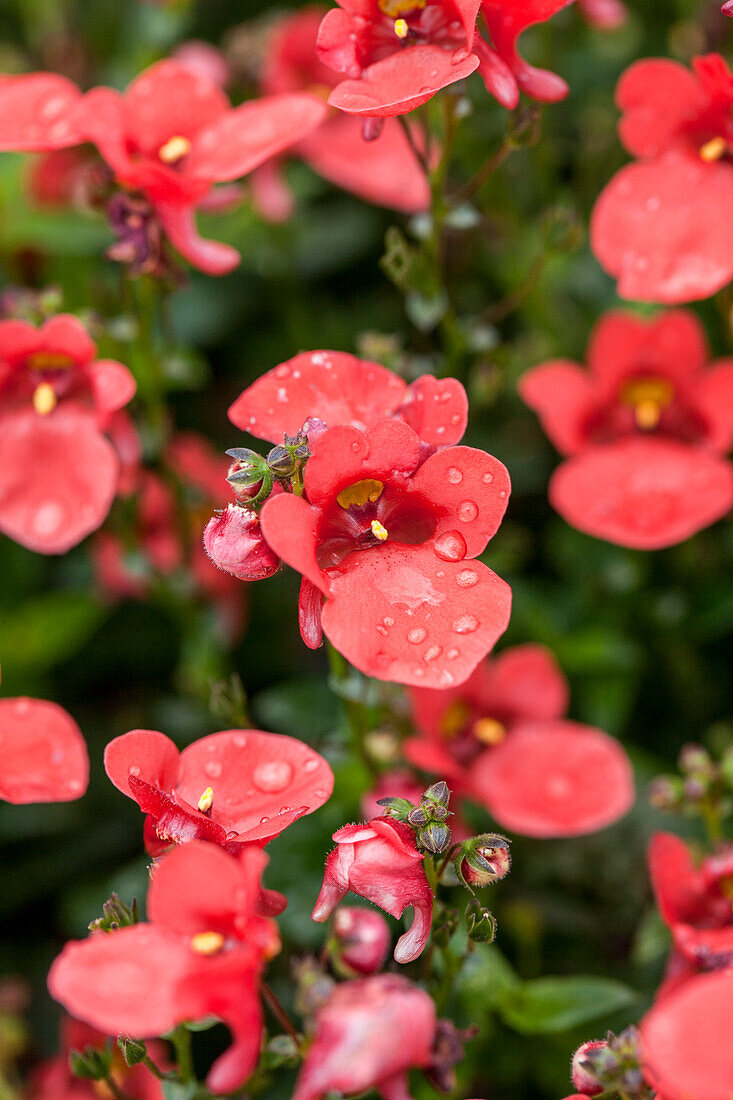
[0,0,731,1097]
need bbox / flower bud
[678,743,714,777]
[647,774,682,810]
[70,1046,112,1080]
[267,444,298,477]
[376,796,415,821]
[204,504,280,581]
[226,449,271,502]
[465,897,497,943]
[571,1041,607,1096]
[407,804,430,827]
[417,821,450,853]
[424,780,450,807]
[117,1036,147,1067]
[459,835,512,887]
[332,908,391,976]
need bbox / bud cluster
[571,1028,654,1099]
[648,738,733,827]
[457,834,512,888]
[225,428,312,507]
[88,893,139,933]
[378,780,453,853]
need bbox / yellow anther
[159,135,192,164]
[26,351,74,372]
[634,398,662,431]
[197,786,214,813]
[33,382,57,416]
[620,376,674,432]
[700,136,727,162]
[337,479,384,509]
[473,718,507,746]
[378,0,425,15]
[394,18,409,37]
[371,519,388,542]
[190,931,225,956]
[440,700,470,739]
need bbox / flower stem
[426,95,465,376]
[170,1025,195,1084]
[326,643,378,777]
[261,981,302,1049]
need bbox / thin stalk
[101,1077,135,1100]
[261,982,302,1048]
[326,643,378,776]
[170,1025,195,1084]
[397,115,430,176]
[453,137,514,201]
[426,95,465,375]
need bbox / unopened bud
[683,776,707,802]
[267,444,297,477]
[459,834,512,887]
[424,780,450,807]
[70,1046,111,1080]
[571,1041,607,1096]
[648,775,682,811]
[204,504,280,581]
[407,804,430,827]
[418,821,451,853]
[465,897,496,943]
[377,796,414,821]
[332,908,390,976]
[678,743,714,777]
[117,1037,147,1067]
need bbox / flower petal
[148,840,253,937]
[40,314,96,364]
[587,309,709,388]
[471,720,634,837]
[412,445,511,558]
[549,438,733,550]
[519,360,596,454]
[0,73,84,150]
[0,697,88,804]
[260,492,329,594]
[86,360,137,420]
[123,60,229,158]
[327,45,480,117]
[481,0,572,101]
[615,58,707,158]
[480,643,569,720]
[228,350,408,442]
[695,359,733,452]
[303,421,421,507]
[399,375,468,447]
[647,832,706,928]
[321,544,512,687]
[156,201,241,276]
[104,729,180,798]
[0,404,118,554]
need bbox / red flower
[640,969,733,1100]
[312,815,433,963]
[591,53,733,303]
[316,0,571,119]
[292,973,436,1100]
[0,314,135,553]
[49,842,280,1095]
[104,726,334,853]
[258,418,510,686]
[229,350,468,455]
[0,62,327,274]
[255,7,430,216]
[406,643,633,836]
[648,831,733,995]
[520,309,733,549]
[0,677,88,804]
[331,907,392,974]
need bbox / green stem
[701,798,724,844]
[426,96,465,375]
[453,137,514,202]
[170,1025,195,1084]
[261,981,302,1049]
[326,643,378,776]
[101,1077,135,1100]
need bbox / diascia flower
[405,643,634,837]
[591,53,733,303]
[49,842,280,1095]
[0,62,327,274]
[648,831,733,996]
[254,7,430,217]
[258,416,511,687]
[30,1018,166,1099]
[292,973,436,1100]
[640,969,733,1100]
[316,0,572,119]
[520,309,733,549]
[0,314,136,553]
[0,667,89,804]
[312,815,433,963]
[104,727,334,853]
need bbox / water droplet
[446,648,460,660]
[407,626,427,644]
[129,765,141,777]
[205,761,222,779]
[451,46,470,62]
[351,441,361,451]
[499,490,507,499]
[376,624,388,636]
[232,734,247,748]
[304,758,319,773]
[253,759,294,793]
[383,616,394,627]
[453,614,479,634]
[13,699,29,715]
[260,815,270,824]
[434,530,467,562]
[314,788,326,798]
[447,466,463,485]
[424,645,442,662]
[482,471,494,484]
[456,569,478,587]
[279,805,292,814]
[274,364,290,378]
[451,414,461,425]
[412,667,427,678]
[458,500,478,522]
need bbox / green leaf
[0,592,104,674]
[161,1083,202,1100]
[457,944,520,1016]
[497,976,636,1035]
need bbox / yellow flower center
[472,718,507,745]
[337,479,384,509]
[159,135,192,164]
[197,786,214,813]
[620,376,675,431]
[33,382,57,416]
[700,136,727,162]
[439,700,471,739]
[370,519,388,542]
[26,351,74,372]
[394,18,409,37]
[378,0,425,15]
[190,931,226,956]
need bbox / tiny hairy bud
[204,504,280,581]
[571,1040,607,1096]
[117,1036,147,1067]
[678,743,714,777]
[465,897,497,943]
[407,804,430,827]
[424,780,450,807]
[418,821,450,854]
[459,834,512,887]
[70,1046,112,1081]
[267,444,297,477]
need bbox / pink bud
[460,841,511,887]
[332,908,391,976]
[723,0,733,15]
[571,1041,606,1096]
[203,504,280,581]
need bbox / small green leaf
[497,976,636,1035]
[457,943,520,1015]
[0,592,104,673]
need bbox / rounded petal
[39,314,96,365]
[123,60,229,158]
[400,375,468,447]
[695,359,733,452]
[640,970,733,1100]
[519,360,596,455]
[321,544,512,687]
[587,309,709,388]
[260,492,329,594]
[86,360,137,419]
[0,697,88,804]
[412,445,511,558]
[301,115,430,213]
[615,58,707,158]
[0,319,42,366]
[481,0,572,101]
[0,73,84,150]
[176,729,334,839]
[328,45,480,117]
[471,720,634,837]
[148,840,251,936]
[673,922,733,968]
[647,832,705,928]
[228,350,408,442]
[104,729,181,798]
[483,643,569,721]
[303,421,421,507]
[48,924,193,1037]
[590,152,733,303]
[188,94,328,182]
[549,438,733,550]
[0,405,119,554]
[156,201,241,275]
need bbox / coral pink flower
[316,0,571,117]
[255,7,430,216]
[648,831,733,995]
[331,907,392,974]
[293,973,436,1100]
[30,1018,166,1099]
[0,679,88,804]
[229,350,468,457]
[520,309,733,549]
[104,727,333,853]
[0,314,135,553]
[312,815,433,963]
[577,0,626,29]
[258,418,511,686]
[591,53,733,303]
[0,62,327,274]
[49,842,279,1095]
[640,969,733,1100]
[406,643,633,836]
